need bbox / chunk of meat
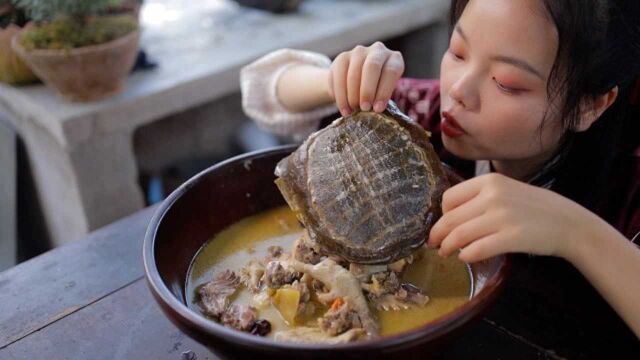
[221,304,258,331]
[287,258,378,336]
[292,234,325,265]
[361,271,401,298]
[264,261,300,288]
[240,260,265,293]
[370,283,430,311]
[199,270,241,318]
[398,283,430,306]
[263,245,285,263]
[318,300,363,336]
[311,278,328,293]
[274,327,367,344]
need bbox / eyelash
[449,49,464,61]
[493,77,522,95]
[447,51,525,95]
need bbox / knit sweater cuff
[240,48,337,138]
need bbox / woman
[240,0,640,344]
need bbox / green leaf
[14,0,123,22]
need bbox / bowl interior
[145,145,509,351]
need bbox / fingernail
[341,108,352,116]
[360,102,372,111]
[373,101,386,112]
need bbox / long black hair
[449,0,640,214]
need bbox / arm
[240,49,338,137]
[564,218,640,337]
[276,65,333,112]
[241,43,405,137]
[278,42,406,117]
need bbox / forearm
[564,219,640,338]
[277,65,333,112]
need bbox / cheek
[487,102,543,137]
[480,98,562,154]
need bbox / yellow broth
[186,206,472,338]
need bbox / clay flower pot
[0,24,38,85]
[11,29,140,102]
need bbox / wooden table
[1,206,638,359]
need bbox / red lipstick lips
[441,111,466,138]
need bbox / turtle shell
[275,103,449,264]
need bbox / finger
[457,232,511,263]
[428,194,486,247]
[373,51,404,112]
[438,214,498,258]
[331,52,351,116]
[441,176,489,213]
[359,49,389,113]
[327,68,334,99]
[347,46,366,111]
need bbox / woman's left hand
[428,173,595,263]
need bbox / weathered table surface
[0,205,638,359]
[0,0,449,247]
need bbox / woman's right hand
[328,42,405,116]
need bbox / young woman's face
[440,0,562,172]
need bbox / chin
[441,135,483,161]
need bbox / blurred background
[0,0,450,270]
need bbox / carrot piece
[330,297,345,310]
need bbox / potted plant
[10,0,140,102]
[0,0,37,84]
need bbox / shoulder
[392,78,441,126]
[624,147,640,242]
[598,145,640,241]
[391,78,442,135]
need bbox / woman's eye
[493,77,522,95]
[449,49,464,61]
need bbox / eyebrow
[491,55,545,80]
[455,24,545,80]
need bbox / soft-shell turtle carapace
[275,103,449,264]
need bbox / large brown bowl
[143,145,510,360]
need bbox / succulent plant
[12,0,138,50]
[14,0,122,23]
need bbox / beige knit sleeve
[240,49,338,138]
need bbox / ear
[575,86,619,132]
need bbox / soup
[187,206,472,342]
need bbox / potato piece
[273,288,301,325]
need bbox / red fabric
[391,78,640,241]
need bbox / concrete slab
[0,115,16,271]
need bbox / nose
[448,70,480,111]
